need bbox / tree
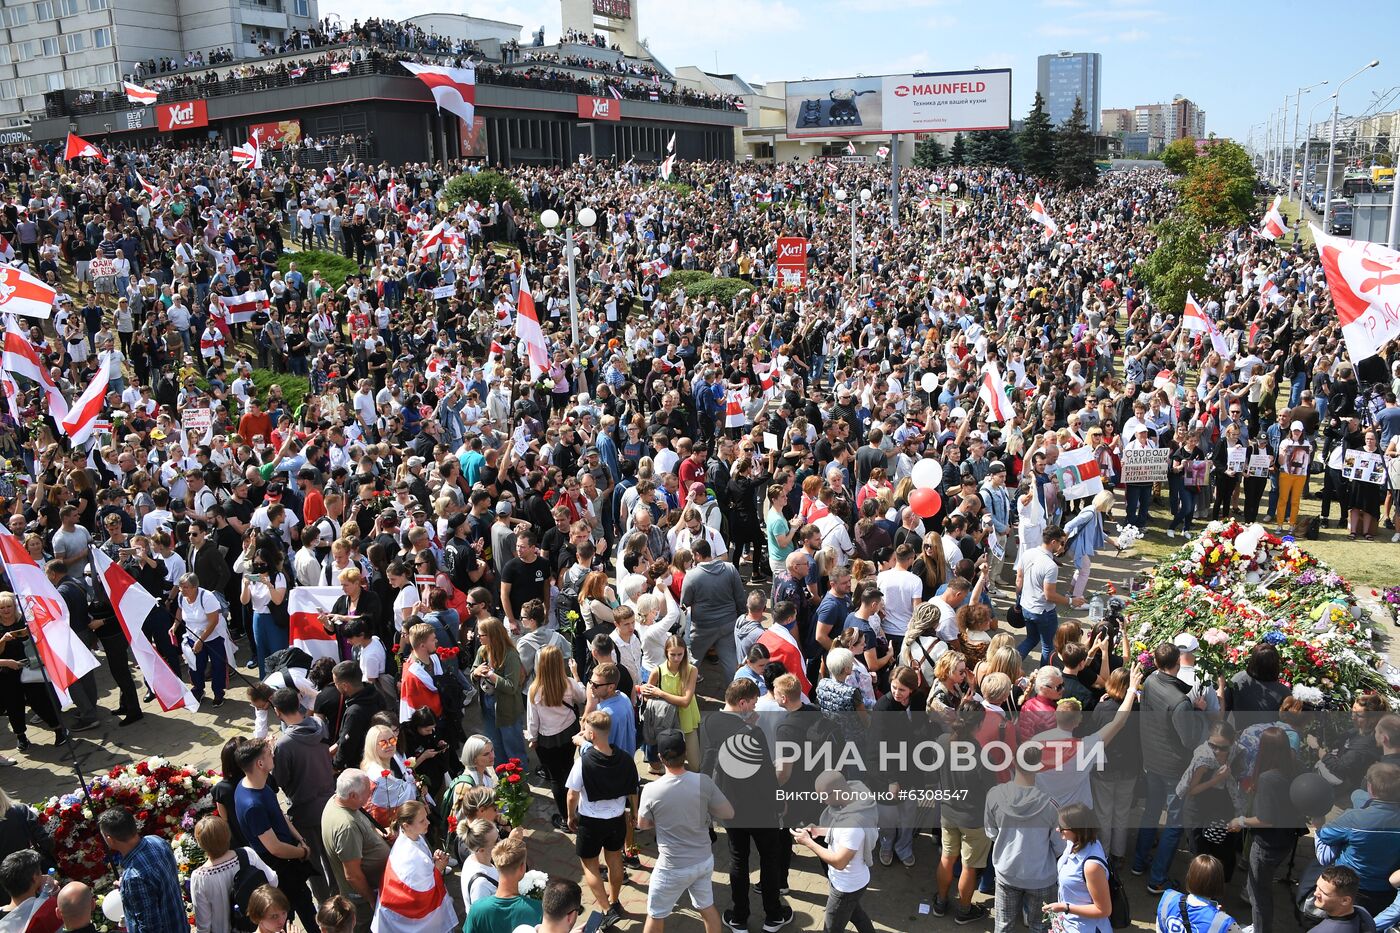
[969,130,1021,169]
[1019,91,1055,178]
[1054,97,1097,189]
[913,138,945,168]
[1161,137,1198,175]
[950,133,967,167]
[1179,140,1256,229]
[1136,215,1216,317]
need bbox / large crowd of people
[0,136,1397,933]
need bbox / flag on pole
[876,145,890,160]
[58,355,111,446]
[90,549,199,712]
[122,81,158,105]
[3,318,69,419]
[0,529,99,709]
[0,369,19,423]
[231,131,262,169]
[845,141,856,156]
[1026,197,1058,236]
[1259,195,1288,240]
[287,586,341,661]
[978,360,1014,423]
[1310,223,1400,363]
[401,63,477,125]
[514,267,549,379]
[1203,310,1231,358]
[64,132,106,164]
[1181,291,1210,332]
[0,266,58,319]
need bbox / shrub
[277,249,359,289]
[657,269,711,296]
[440,170,527,214]
[252,368,310,413]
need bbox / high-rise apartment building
[1037,51,1101,131]
[0,0,320,126]
[1133,96,1205,144]
[1100,107,1133,135]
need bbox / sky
[331,0,1400,142]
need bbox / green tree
[1054,97,1097,189]
[970,129,1021,169]
[1136,215,1216,317]
[913,138,946,168]
[950,133,967,167]
[1019,91,1055,178]
[1179,140,1256,229]
[1160,137,1198,175]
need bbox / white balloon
[911,457,942,490]
[950,406,968,421]
[374,229,386,241]
[102,891,124,923]
[919,372,939,394]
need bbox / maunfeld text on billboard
[784,68,1011,138]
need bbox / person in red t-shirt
[677,441,707,509]
[237,397,272,445]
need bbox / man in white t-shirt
[1017,526,1082,666]
[874,544,923,648]
[792,771,877,933]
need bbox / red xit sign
[775,236,808,290]
[576,95,620,121]
[156,100,208,132]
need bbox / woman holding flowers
[360,723,417,827]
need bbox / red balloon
[909,487,942,518]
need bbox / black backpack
[228,848,271,932]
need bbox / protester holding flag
[171,573,231,707]
[0,593,66,749]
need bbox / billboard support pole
[889,134,900,228]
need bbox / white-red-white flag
[216,289,269,324]
[400,658,442,722]
[0,266,57,319]
[1026,197,1058,236]
[1259,195,1288,240]
[64,133,106,164]
[0,529,99,709]
[641,258,672,278]
[1311,223,1400,363]
[329,61,350,76]
[90,549,199,712]
[374,832,456,933]
[0,890,57,933]
[1181,291,1210,332]
[514,268,549,379]
[3,317,69,419]
[288,586,341,661]
[135,172,166,209]
[725,385,749,428]
[122,81,158,105]
[231,131,262,170]
[401,63,477,125]
[58,355,111,446]
[0,369,19,423]
[978,360,1014,424]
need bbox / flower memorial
[36,757,218,885]
[1127,521,1398,706]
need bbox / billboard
[249,120,302,149]
[156,100,208,132]
[459,116,487,159]
[576,95,621,121]
[775,237,808,290]
[785,69,1011,138]
[593,0,630,18]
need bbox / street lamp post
[1291,80,1329,205]
[538,206,597,346]
[1300,93,1335,219]
[1323,59,1381,235]
[834,187,871,277]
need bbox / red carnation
[495,763,509,774]
[508,773,521,784]
[381,769,390,778]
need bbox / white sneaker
[1392,533,1400,543]
[1166,529,1175,539]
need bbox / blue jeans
[1168,476,1194,532]
[1132,771,1184,886]
[1017,607,1059,667]
[252,611,287,678]
[1125,483,1152,529]
[190,635,227,701]
[1289,373,1307,408]
[481,693,528,766]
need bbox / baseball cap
[447,513,469,531]
[1173,633,1200,654]
[406,456,426,469]
[266,483,285,499]
[495,501,513,516]
[656,729,687,762]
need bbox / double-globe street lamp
[538,206,597,347]
[833,186,871,277]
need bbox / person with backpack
[792,770,879,933]
[188,815,277,933]
[1153,854,1246,933]
[1045,803,1116,933]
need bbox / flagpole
[32,646,94,807]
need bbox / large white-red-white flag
[401,63,476,125]
[1311,223,1400,363]
[1026,197,1058,236]
[3,317,69,419]
[288,587,341,661]
[373,833,457,933]
[0,266,58,320]
[90,549,199,713]
[0,891,58,933]
[135,172,167,209]
[58,355,111,446]
[1259,195,1288,240]
[1181,291,1210,332]
[64,132,106,164]
[122,81,158,105]
[215,289,269,325]
[0,529,99,709]
[231,131,262,170]
[399,657,442,722]
[514,267,549,379]
[978,360,1014,423]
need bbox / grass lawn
[1122,484,1394,591]
[1275,195,1315,247]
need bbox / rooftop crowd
[0,138,1396,933]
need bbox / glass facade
[1037,52,1101,132]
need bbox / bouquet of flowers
[1381,586,1400,624]
[36,757,219,884]
[493,758,531,827]
[519,869,550,900]
[1126,521,1395,707]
